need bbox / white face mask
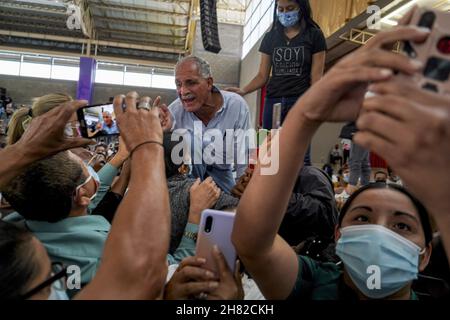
[75,165,100,201]
[47,283,69,300]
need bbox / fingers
[65,137,96,149]
[113,94,125,117]
[179,281,219,298]
[190,178,201,191]
[353,131,398,165]
[234,260,242,284]
[177,265,217,283]
[398,6,417,26]
[179,256,206,269]
[369,50,422,75]
[48,99,87,125]
[362,95,414,122]
[357,110,408,145]
[365,26,430,49]
[125,91,139,113]
[331,66,393,86]
[153,96,161,108]
[368,80,450,108]
[65,100,88,118]
[212,245,231,280]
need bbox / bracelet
[183,231,198,242]
[130,140,163,157]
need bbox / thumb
[234,260,242,286]
[191,178,201,189]
[65,138,95,150]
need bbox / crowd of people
[0,1,449,301]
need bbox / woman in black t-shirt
[226,0,326,165]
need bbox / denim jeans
[348,143,371,186]
[263,96,311,166]
[190,164,235,194]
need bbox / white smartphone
[195,209,237,274]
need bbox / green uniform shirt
[288,255,418,300]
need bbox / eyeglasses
[21,262,68,300]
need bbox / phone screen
[78,103,119,138]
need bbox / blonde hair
[7,93,72,145]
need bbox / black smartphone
[77,103,119,138]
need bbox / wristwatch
[183,231,198,242]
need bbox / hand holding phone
[398,7,450,95]
[77,103,119,138]
[196,209,237,274]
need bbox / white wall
[239,36,265,130]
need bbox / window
[242,0,275,59]
[51,58,79,81]
[0,50,175,91]
[20,56,51,78]
[124,66,152,87]
[0,52,20,76]
[95,63,124,85]
[152,74,175,89]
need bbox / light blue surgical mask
[47,282,69,300]
[336,224,425,299]
[343,174,350,183]
[277,9,300,28]
[75,165,100,201]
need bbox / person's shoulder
[308,26,325,37]
[168,98,183,113]
[168,98,186,121]
[299,255,341,283]
[262,28,277,40]
[222,90,249,109]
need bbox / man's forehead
[176,60,201,77]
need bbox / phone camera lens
[204,216,213,233]
[418,11,436,29]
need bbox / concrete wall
[239,36,265,131]
[0,74,177,106]
[192,23,243,89]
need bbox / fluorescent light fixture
[380,0,420,27]
[380,0,450,28]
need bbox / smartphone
[196,209,237,274]
[77,103,119,138]
[399,8,450,95]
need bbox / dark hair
[2,152,84,222]
[0,221,38,299]
[273,0,320,31]
[163,132,185,179]
[339,182,433,244]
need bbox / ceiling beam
[90,3,189,17]
[0,45,177,69]
[95,27,185,39]
[93,15,188,29]
[0,30,186,54]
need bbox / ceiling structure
[0,0,246,67]
[0,0,448,69]
[322,0,450,69]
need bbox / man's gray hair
[175,55,212,79]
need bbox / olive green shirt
[288,255,418,300]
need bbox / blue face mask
[335,224,425,299]
[47,282,69,300]
[75,165,100,201]
[277,9,300,28]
